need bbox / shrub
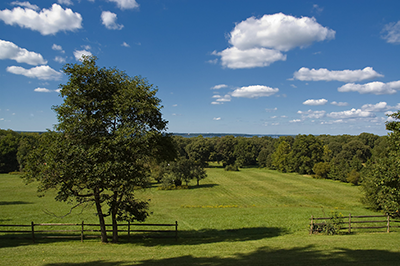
[224,164,239,171]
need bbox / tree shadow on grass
[0,227,285,249]
[188,183,219,189]
[43,245,400,266]
[0,201,33,205]
[118,226,288,247]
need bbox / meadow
[0,166,399,266]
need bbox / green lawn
[1,167,399,266]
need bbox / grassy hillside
[0,167,399,265]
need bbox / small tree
[24,56,175,243]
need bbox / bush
[224,164,239,171]
[311,210,344,235]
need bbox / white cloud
[338,80,400,95]
[211,94,231,104]
[297,110,326,119]
[7,65,63,80]
[0,4,82,35]
[213,117,221,121]
[327,108,375,119]
[331,101,348,107]
[213,47,286,69]
[0,39,47,65]
[121,42,130,47]
[382,21,400,44]
[101,11,123,30]
[52,44,65,53]
[293,67,383,82]
[302,98,327,105]
[229,13,335,51]
[213,13,334,69]
[211,84,228,90]
[231,85,279,98]
[34,87,52,92]
[73,49,92,61]
[361,102,400,112]
[58,0,73,5]
[11,1,39,11]
[108,0,139,10]
[265,107,278,112]
[290,119,302,123]
[54,56,66,63]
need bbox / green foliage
[16,132,39,171]
[161,157,207,187]
[347,169,360,185]
[271,140,291,172]
[312,162,330,179]
[224,164,239,171]
[288,135,323,175]
[0,129,21,173]
[215,135,237,167]
[361,111,400,217]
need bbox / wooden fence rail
[0,221,178,243]
[309,214,400,234]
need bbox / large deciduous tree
[23,56,175,243]
[361,111,400,216]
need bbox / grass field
[1,166,399,265]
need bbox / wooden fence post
[31,221,35,243]
[175,221,178,240]
[348,214,351,234]
[309,215,314,234]
[128,221,130,238]
[387,213,390,233]
[81,221,84,242]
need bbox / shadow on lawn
[43,245,400,266]
[0,201,33,205]
[0,227,285,249]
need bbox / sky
[1,0,400,136]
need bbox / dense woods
[0,129,389,184]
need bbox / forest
[0,128,388,186]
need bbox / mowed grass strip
[0,167,399,266]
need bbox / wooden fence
[0,221,178,243]
[309,214,400,234]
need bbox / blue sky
[1,0,400,135]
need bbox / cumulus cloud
[211,84,228,90]
[290,119,302,123]
[7,65,63,80]
[34,87,52,92]
[338,80,400,95]
[11,1,39,10]
[52,44,65,53]
[121,42,130,47]
[297,109,326,119]
[0,4,82,35]
[231,85,279,98]
[331,101,348,106]
[361,102,400,112]
[211,94,231,104]
[0,39,47,65]
[293,67,383,82]
[302,98,328,105]
[327,108,375,119]
[229,13,335,51]
[213,13,335,69]
[108,0,139,10]
[58,0,73,5]
[73,49,92,61]
[382,21,400,44]
[101,11,123,30]
[213,117,221,121]
[213,47,286,69]
[54,56,66,63]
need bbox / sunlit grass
[0,167,399,266]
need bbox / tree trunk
[94,189,108,243]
